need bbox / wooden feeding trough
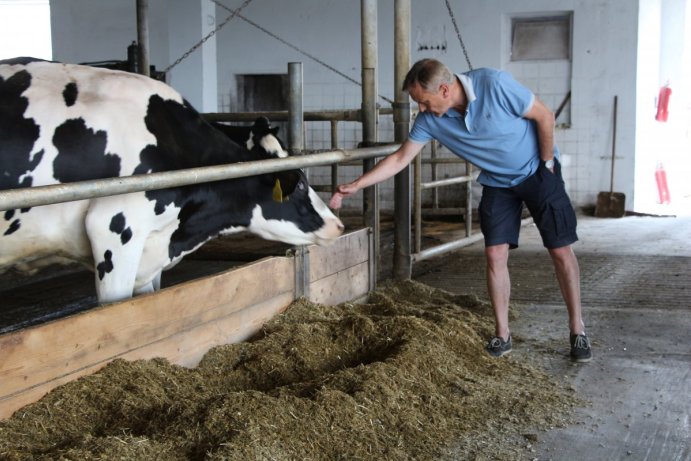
[0,228,372,420]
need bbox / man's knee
[548,245,577,265]
[485,243,510,265]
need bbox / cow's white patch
[260,135,288,158]
[308,188,333,216]
[14,62,182,176]
[247,199,343,247]
[0,200,93,271]
[248,205,316,245]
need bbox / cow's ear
[272,179,284,202]
[253,117,271,131]
[270,126,279,136]
[272,171,301,202]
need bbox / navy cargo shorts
[478,159,578,249]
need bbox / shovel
[595,95,626,218]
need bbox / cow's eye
[297,181,306,191]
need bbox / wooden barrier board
[0,229,371,420]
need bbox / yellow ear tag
[272,179,284,203]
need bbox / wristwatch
[544,158,555,170]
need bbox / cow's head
[247,117,288,159]
[244,118,344,246]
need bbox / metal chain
[162,0,256,74]
[444,0,473,70]
[212,0,394,105]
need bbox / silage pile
[0,280,580,460]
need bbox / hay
[0,280,581,460]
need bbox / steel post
[136,0,150,77]
[288,62,304,155]
[393,0,411,279]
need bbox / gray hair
[401,59,455,92]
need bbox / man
[329,58,592,362]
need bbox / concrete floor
[414,213,691,461]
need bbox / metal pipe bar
[413,152,422,253]
[421,175,472,190]
[431,141,439,208]
[361,0,378,71]
[361,0,380,286]
[330,120,339,195]
[288,62,304,155]
[412,218,533,263]
[361,68,379,265]
[0,145,400,212]
[136,0,150,77]
[411,232,485,262]
[393,0,411,280]
[465,161,473,237]
[203,108,396,124]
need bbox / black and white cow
[0,58,344,303]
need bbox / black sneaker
[570,333,592,362]
[486,334,512,357]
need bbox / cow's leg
[134,280,156,296]
[133,270,161,295]
[152,271,162,291]
[85,203,150,303]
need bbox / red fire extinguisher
[655,163,671,204]
[655,85,672,122]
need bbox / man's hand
[328,183,359,209]
[328,192,344,209]
[328,140,424,210]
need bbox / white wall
[635,0,691,215]
[50,0,218,112]
[45,0,687,213]
[207,0,643,210]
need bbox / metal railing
[412,140,476,262]
[0,145,398,211]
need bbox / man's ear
[440,83,449,97]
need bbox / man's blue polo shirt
[408,68,559,188]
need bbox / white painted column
[167,0,217,112]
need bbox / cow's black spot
[109,212,132,244]
[63,82,78,106]
[4,210,14,221]
[4,219,20,235]
[19,173,34,188]
[0,69,42,191]
[52,118,120,183]
[109,212,126,233]
[120,227,132,245]
[96,250,114,280]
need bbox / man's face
[408,82,450,117]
